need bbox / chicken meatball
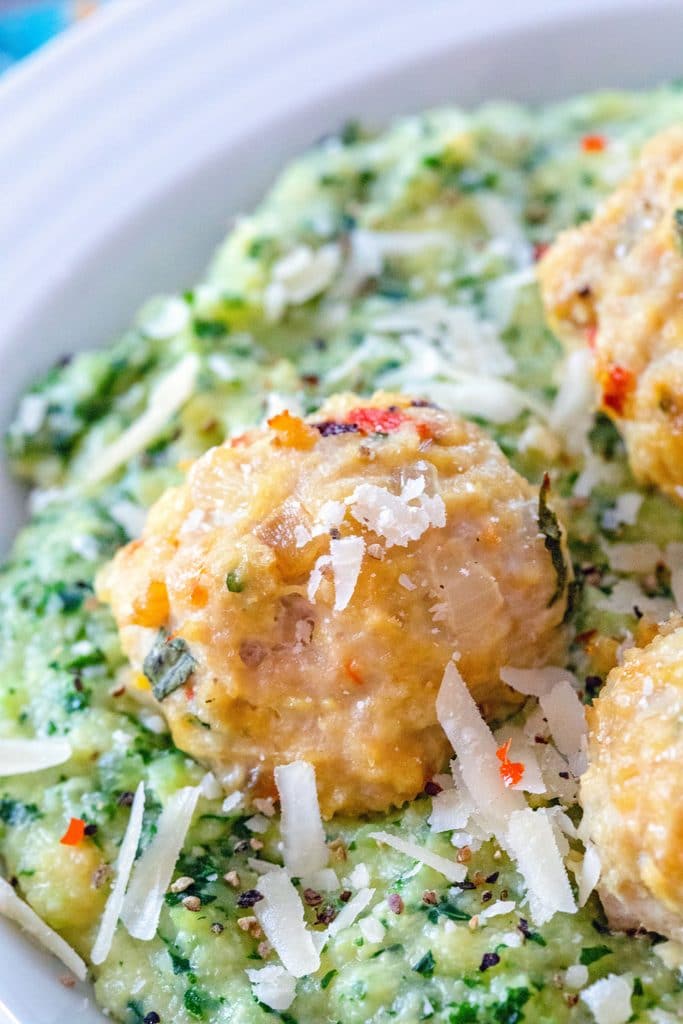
[97,392,569,816]
[581,621,683,940]
[539,126,683,502]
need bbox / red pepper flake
[581,134,606,153]
[60,817,86,846]
[343,659,364,685]
[602,363,635,416]
[533,242,549,262]
[345,406,408,434]
[495,739,525,789]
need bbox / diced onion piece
[86,353,199,485]
[253,868,320,977]
[121,785,200,941]
[581,974,633,1024]
[246,964,296,1012]
[0,738,71,775]
[436,660,525,834]
[500,665,574,697]
[329,536,365,611]
[91,782,145,964]
[565,964,589,989]
[0,876,86,980]
[505,807,576,925]
[274,761,328,878]
[539,680,588,776]
[369,831,465,883]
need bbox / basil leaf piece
[143,630,196,701]
[538,472,567,607]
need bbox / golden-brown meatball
[97,392,569,816]
[581,621,683,940]
[539,126,683,502]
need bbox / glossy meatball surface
[581,622,683,941]
[539,126,683,503]
[97,393,569,816]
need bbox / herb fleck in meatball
[97,393,569,816]
[539,126,683,503]
[581,621,683,940]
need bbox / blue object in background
[0,2,104,71]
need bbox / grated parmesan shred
[91,782,145,965]
[369,831,465,883]
[0,737,71,775]
[253,868,320,977]
[121,784,200,941]
[246,964,297,1011]
[0,876,86,980]
[274,760,329,879]
[86,353,199,486]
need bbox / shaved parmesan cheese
[581,974,633,1024]
[548,349,597,455]
[348,477,445,548]
[500,664,574,697]
[575,842,601,908]
[345,863,371,889]
[358,915,385,943]
[274,761,328,878]
[478,899,516,922]
[601,492,643,531]
[304,868,338,892]
[329,536,365,611]
[428,786,473,833]
[0,876,86,980]
[505,807,576,925]
[222,790,244,814]
[595,579,674,620]
[265,244,340,321]
[199,772,223,800]
[91,782,145,965]
[0,737,71,775]
[369,831,465,883]
[87,354,199,485]
[248,858,280,875]
[121,785,200,941]
[246,964,296,1011]
[539,680,588,776]
[326,887,374,939]
[253,868,320,977]
[436,660,525,834]
[245,814,271,834]
[307,554,331,601]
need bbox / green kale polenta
[3,87,683,1023]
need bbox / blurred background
[0,0,105,72]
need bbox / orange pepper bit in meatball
[97,391,570,817]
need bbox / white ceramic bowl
[2,0,683,1019]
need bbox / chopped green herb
[320,969,337,989]
[580,944,612,966]
[412,950,436,977]
[674,208,683,249]
[143,630,196,701]
[0,797,41,827]
[538,472,568,606]
[226,571,245,593]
